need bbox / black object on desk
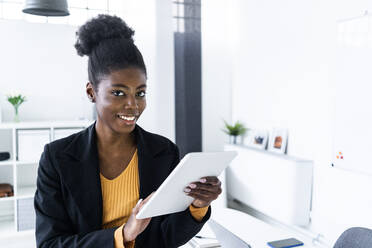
[0,152,10,161]
[267,238,304,248]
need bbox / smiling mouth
[118,115,136,121]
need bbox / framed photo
[268,128,288,154]
[245,129,268,150]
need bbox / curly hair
[74,14,147,89]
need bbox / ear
[86,82,96,102]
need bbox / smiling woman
[89,68,147,134]
[33,14,221,248]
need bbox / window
[173,0,202,157]
[173,0,201,33]
[337,11,372,48]
[0,0,124,25]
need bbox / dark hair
[74,14,147,89]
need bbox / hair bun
[75,14,135,56]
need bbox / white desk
[182,207,319,248]
[0,208,319,248]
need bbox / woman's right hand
[123,193,154,243]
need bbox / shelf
[0,120,93,129]
[0,161,13,166]
[0,200,15,236]
[16,161,38,166]
[0,121,92,234]
[224,144,312,162]
[0,196,15,202]
[224,144,313,226]
[0,219,15,234]
[0,160,40,166]
[17,186,36,199]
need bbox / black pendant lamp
[23,0,69,17]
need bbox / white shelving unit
[224,144,314,227]
[0,120,92,236]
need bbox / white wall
[0,20,90,122]
[202,0,372,244]
[228,0,372,244]
[201,0,233,152]
[0,0,175,141]
[155,0,176,141]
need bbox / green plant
[7,94,26,107]
[7,94,26,122]
[222,120,248,136]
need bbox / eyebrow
[111,84,147,89]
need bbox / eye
[112,90,125,96]
[136,91,146,97]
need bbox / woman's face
[87,67,147,134]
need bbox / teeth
[118,115,135,121]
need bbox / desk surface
[182,207,318,248]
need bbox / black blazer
[34,123,211,248]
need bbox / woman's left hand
[184,176,222,208]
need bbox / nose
[124,94,137,109]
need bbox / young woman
[34,15,222,248]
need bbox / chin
[115,120,136,133]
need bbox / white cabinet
[224,144,313,227]
[17,129,50,162]
[0,121,92,235]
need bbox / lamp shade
[23,0,69,16]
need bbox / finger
[142,192,155,205]
[139,216,152,223]
[190,189,220,200]
[187,188,217,200]
[138,192,155,211]
[199,176,221,186]
[136,199,143,207]
[187,182,222,194]
[132,199,143,215]
[187,191,211,202]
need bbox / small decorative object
[222,120,248,144]
[7,94,27,122]
[245,129,268,149]
[0,152,10,161]
[268,128,288,154]
[0,183,14,198]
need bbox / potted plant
[222,120,248,144]
[7,94,26,122]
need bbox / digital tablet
[136,151,237,219]
[267,238,304,248]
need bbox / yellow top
[100,149,209,248]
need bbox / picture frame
[268,128,288,154]
[245,129,268,150]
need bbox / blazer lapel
[134,125,175,200]
[57,123,103,229]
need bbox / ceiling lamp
[23,0,70,17]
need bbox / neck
[95,120,135,151]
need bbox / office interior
[0,0,372,247]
